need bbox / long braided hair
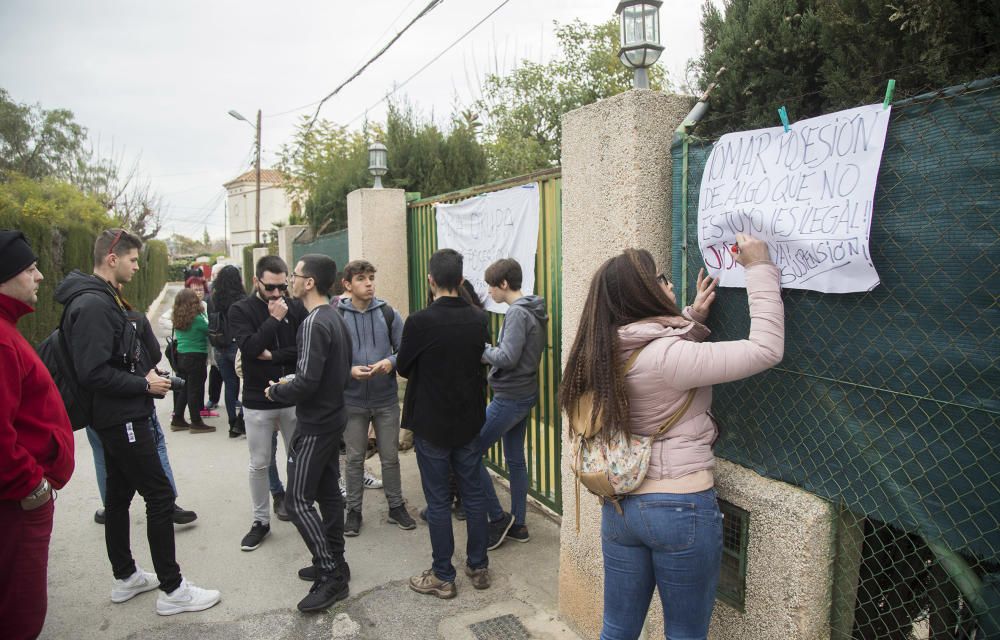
[559,248,682,441]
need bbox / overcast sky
[0,0,706,241]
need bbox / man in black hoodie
[265,254,352,613]
[56,229,220,615]
[228,255,306,552]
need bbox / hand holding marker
[730,233,773,267]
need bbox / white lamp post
[368,142,388,189]
[616,1,664,90]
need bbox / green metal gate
[407,168,563,514]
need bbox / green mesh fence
[672,78,999,638]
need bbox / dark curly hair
[172,288,203,331]
[210,265,246,313]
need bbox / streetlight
[368,142,388,189]
[228,108,262,245]
[616,1,664,90]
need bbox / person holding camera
[88,308,197,526]
[56,229,220,616]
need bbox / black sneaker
[273,493,291,521]
[172,504,198,525]
[486,512,514,551]
[344,509,362,537]
[388,505,416,530]
[240,521,270,551]
[453,500,466,521]
[298,559,350,583]
[94,508,106,525]
[297,573,349,613]
[507,524,530,543]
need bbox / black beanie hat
[0,231,39,284]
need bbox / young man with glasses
[228,255,306,552]
[265,255,352,612]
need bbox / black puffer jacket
[54,270,152,430]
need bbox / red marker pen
[730,244,740,254]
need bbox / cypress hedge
[0,188,169,346]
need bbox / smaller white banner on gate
[697,103,891,293]
[435,184,540,314]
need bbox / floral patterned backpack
[568,346,696,530]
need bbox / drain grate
[468,614,530,640]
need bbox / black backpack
[36,292,93,430]
[208,307,230,348]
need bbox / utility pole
[255,109,261,246]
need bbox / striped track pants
[286,428,346,574]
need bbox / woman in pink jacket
[560,233,784,640]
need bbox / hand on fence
[691,268,718,317]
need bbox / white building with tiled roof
[223,168,302,258]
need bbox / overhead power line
[344,0,513,127]
[301,0,444,132]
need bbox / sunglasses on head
[656,273,672,287]
[262,283,288,292]
[107,230,125,256]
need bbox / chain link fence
[672,78,999,638]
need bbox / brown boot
[189,421,216,434]
[170,417,190,432]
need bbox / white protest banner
[698,103,890,293]
[435,183,539,314]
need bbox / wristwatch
[20,478,52,511]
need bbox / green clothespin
[777,106,790,133]
[883,79,896,109]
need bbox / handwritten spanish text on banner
[436,184,539,314]
[698,104,890,293]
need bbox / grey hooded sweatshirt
[482,295,548,399]
[336,296,403,409]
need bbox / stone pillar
[346,188,409,317]
[558,89,692,639]
[276,224,308,268]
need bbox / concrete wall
[558,88,692,639]
[346,188,409,317]
[557,88,839,639]
[709,460,835,640]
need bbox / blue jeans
[415,436,488,582]
[600,489,723,640]
[269,430,284,496]
[478,394,536,526]
[87,413,178,506]
[215,343,242,424]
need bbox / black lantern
[616,1,664,89]
[368,142,388,189]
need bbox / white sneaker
[155,579,221,616]
[363,468,383,489]
[111,567,160,603]
[339,475,347,498]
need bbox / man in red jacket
[0,231,75,640]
